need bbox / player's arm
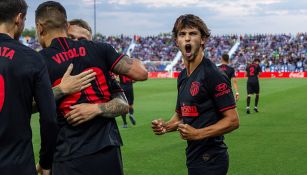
[258,65,262,77]
[33,63,59,171]
[112,55,148,81]
[53,64,96,100]
[178,109,239,140]
[231,77,239,101]
[64,91,129,126]
[32,64,96,113]
[152,112,182,135]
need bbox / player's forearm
[97,97,129,118]
[113,56,148,81]
[197,109,239,139]
[165,113,182,132]
[232,78,239,93]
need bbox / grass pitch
[31,78,307,175]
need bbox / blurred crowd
[24,33,307,72]
[232,33,307,72]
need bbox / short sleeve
[175,72,184,115]
[258,65,262,73]
[205,68,236,112]
[97,43,125,71]
[230,67,235,78]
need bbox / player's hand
[177,124,202,141]
[36,163,50,175]
[235,93,239,101]
[65,103,101,126]
[151,119,167,135]
[59,64,96,95]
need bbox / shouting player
[246,58,262,114]
[0,0,58,174]
[35,1,147,175]
[152,14,239,175]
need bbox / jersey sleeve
[205,67,236,112]
[230,67,235,78]
[97,43,125,71]
[33,58,59,169]
[175,72,184,115]
[258,64,262,73]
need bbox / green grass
[31,78,307,175]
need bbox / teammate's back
[246,63,261,82]
[0,1,58,174]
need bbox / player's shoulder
[202,58,221,74]
[13,42,45,65]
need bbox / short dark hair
[172,14,210,39]
[222,53,229,62]
[35,1,67,32]
[0,0,28,23]
[254,58,261,63]
[69,19,92,34]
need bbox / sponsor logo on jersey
[190,81,200,96]
[215,83,228,92]
[215,83,231,97]
[181,105,199,117]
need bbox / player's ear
[174,38,178,47]
[201,37,206,46]
[36,22,44,36]
[14,13,25,26]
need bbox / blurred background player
[119,75,136,128]
[218,53,239,101]
[246,58,262,114]
[0,0,58,174]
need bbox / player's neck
[183,49,204,76]
[0,24,15,39]
[221,60,228,65]
[45,31,68,47]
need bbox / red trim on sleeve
[110,54,124,71]
[57,38,66,51]
[219,105,236,112]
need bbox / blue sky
[25,0,307,36]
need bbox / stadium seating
[25,33,306,72]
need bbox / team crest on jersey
[190,81,200,96]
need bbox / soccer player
[151,14,239,175]
[0,0,58,174]
[35,1,147,175]
[119,75,136,128]
[246,58,262,114]
[67,19,132,128]
[68,19,92,41]
[218,53,239,101]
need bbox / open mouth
[185,44,192,57]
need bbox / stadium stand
[24,33,306,72]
